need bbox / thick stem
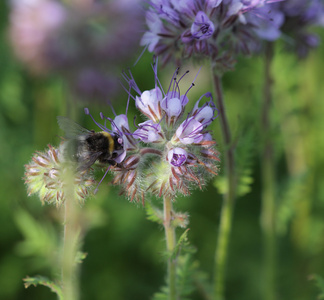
[61,170,81,300]
[163,195,177,300]
[212,71,236,300]
[260,42,276,300]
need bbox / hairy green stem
[260,42,276,300]
[212,70,236,300]
[61,169,81,300]
[163,195,177,300]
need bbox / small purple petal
[134,120,163,143]
[176,117,204,144]
[161,97,182,118]
[207,0,222,9]
[113,114,130,131]
[191,11,215,40]
[135,87,163,121]
[168,147,188,167]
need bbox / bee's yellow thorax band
[101,131,114,154]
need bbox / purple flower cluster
[85,63,220,202]
[141,0,283,67]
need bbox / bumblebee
[57,116,124,170]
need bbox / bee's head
[114,134,124,151]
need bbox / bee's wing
[57,116,91,138]
[77,151,103,171]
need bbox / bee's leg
[107,160,123,168]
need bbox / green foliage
[276,173,309,235]
[213,175,227,195]
[235,128,256,197]
[177,254,203,300]
[153,229,211,300]
[23,276,63,299]
[213,129,256,197]
[14,209,58,268]
[310,274,324,300]
[237,169,254,197]
[75,251,88,264]
[145,201,164,225]
[170,229,194,260]
[153,252,211,300]
[152,286,169,300]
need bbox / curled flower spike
[24,145,94,207]
[54,61,219,201]
[94,62,220,202]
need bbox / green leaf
[237,169,254,197]
[23,275,63,299]
[171,229,195,260]
[276,172,308,235]
[145,201,163,225]
[153,232,210,300]
[14,209,58,268]
[213,175,227,195]
[213,170,254,197]
[236,128,257,196]
[152,286,169,300]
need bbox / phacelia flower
[141,0,284,68]
[86,61,220,202]
[24,145,95,207]
[9,0,143,102]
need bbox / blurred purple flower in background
[277,0,324,57]
[9,0,67,74]
[140,0,284,68]
[9,0,143,102]
[141,0,324,68]
[251,0,324,57]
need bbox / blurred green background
[1,1,324,299]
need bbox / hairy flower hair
[24,145,94,207]
[85,61,220,203]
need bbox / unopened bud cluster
[24,145,94,206]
